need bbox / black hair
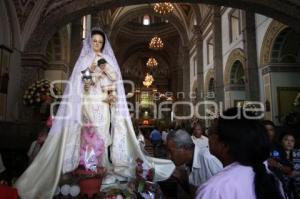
[91,30,105,51]
[192,122,205,133]
[215,107,283,199]
[97,58,107,66]
[262,120,276,128]
[279,130,296,143]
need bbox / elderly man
[166,129,222,193]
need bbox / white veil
[53,27,131,172]
[15,28,175,199]
[51,27,129,132]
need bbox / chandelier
[149,36,164,50]
[146,57,158,68]
[143,73,154,88]
[153,3,174,15]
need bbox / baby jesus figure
[93,58,117,106]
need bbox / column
[70,19,82,71]
[242,11,260,101]
[183,46,191,116]
[20,52,48,120]
[212,6,225,104]
[193,25,205,116]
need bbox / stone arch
[270,28,300,64]
[224,48,246,86]
[229,60,245,85]
[22,0,300,54]
[46,27,70,65]
[190,4,202,26]
[1,0,21,49]
[260,20,288,67]
[204,68,214,95]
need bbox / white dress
[15,55,175,199]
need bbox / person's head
[192,123,204,138]
[166,129,195,166]
[280,132,295,152]
[209,108,270,166]
[209,107,283,199]
[262,120,276,142]
[37,130,48,144]
[91,30,105,53]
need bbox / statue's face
[92,34,104,53]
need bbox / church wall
[45,70,68,91]
[255,14,272,104]
[189,50,197,92]
[6,51,22,121]
[269,71,300,124]
[0,1,11,47]
[203,30,214,75]
[221,8,244,107]
[224,90,246,108]
[255,14,272,66]
[221,8,245,75]
[0,0,22,121]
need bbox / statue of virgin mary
[15,28,175,199]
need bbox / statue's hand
[90,63,97,71]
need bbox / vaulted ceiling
[7,0,300,52]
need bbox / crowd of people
[138,108,300,199]
[0,107,299,198]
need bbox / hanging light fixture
[153,2,174,15]
[149,36,164,50]
[143,15,150,26]
[146,57,158,68]
[143,73,154,88]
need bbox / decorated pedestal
[74,166,106,198]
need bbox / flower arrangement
[23,79,62,106]
[135,158,160,198]
[79,124,105,171]
[74,124,107,198]
[102,188,134,199]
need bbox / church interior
[0,0,300,198]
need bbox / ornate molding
[260,20,288,67]
[48,61,69,73]
[21,52,48,69]
[261,64,300,75]
[12,0,37,29]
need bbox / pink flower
[79,125,105,170]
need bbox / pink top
[196,162,256,199]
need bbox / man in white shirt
[191,123,208,148]
[166,129,223,194]
[189,146,222,186]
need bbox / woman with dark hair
[276,131,300,199]
[196,107,284,199]
[262,120,277,143]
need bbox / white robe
[15,56,175,199]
